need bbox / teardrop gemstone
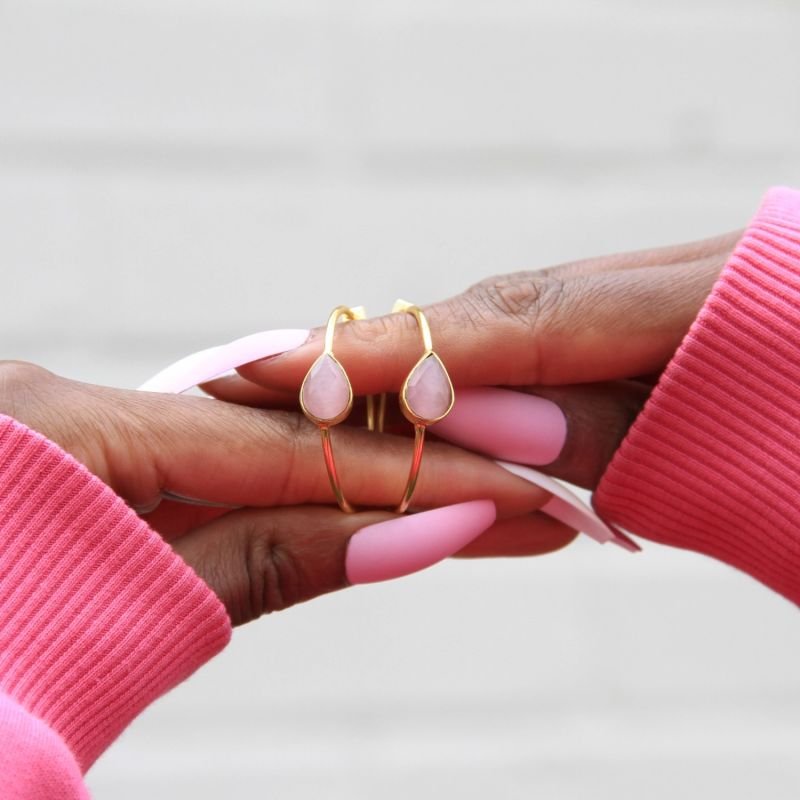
[301,353,351,422]
[404,353,453,421]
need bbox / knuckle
[348,314,395,344]
[0,361,55,420]
[262,410,319,501]
[461,273,573,385]
[0,360,48,381]
[239,520,302,623]
[0,360,51,392]
[266,406,308,449]
[214,406,312,504]
[468,274,568,329]
[481,279,537,318]
[340,313,412,354]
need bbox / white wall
[2,1,800,797]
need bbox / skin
[0,362,560,626]
[204,230,741,495]
[3,231,741,627]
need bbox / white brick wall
[1,1,799,797]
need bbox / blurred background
[2,0,800,797]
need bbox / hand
[203,231,740,495]
[0,361,562,624]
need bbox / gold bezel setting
[399,351,455,426]
[299,351,354,427]
[300,305,366,514]
[377,299,455,513]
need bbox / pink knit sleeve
[594,186,800,605]
[0,415,232,798]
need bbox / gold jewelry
[378,299,454,513]
[300,305,373,513]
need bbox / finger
[124,390,548,517]
[199,378,652,493]
[172,501,572,626]
[173,505,389,625]
[527,230,741,279]
[203,234,737,406]
[200,375,412,432]
[430,382,650,491]
[177,231,741,410]
[454,511,578,558]
[199,374,299,409]
[237,257,725,395]
[139,499,230,540]
[498,382,651,491]
[201,372,649,494]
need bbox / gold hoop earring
[300,305,373,513]
[377,299,455,513]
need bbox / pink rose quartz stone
[404,354,453,420]
[302,354,351,421]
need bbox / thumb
[172,500,502,625]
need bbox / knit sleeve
[0,414,232,798]
[594,186,800,605]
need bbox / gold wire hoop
[376,299,455,513]
[300,305,373,514]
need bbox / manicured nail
[432,387,567,466]
[346,500,497,584]
[496,461,640,552]
[227,329,311,364]
[254,328,319,364]
[138,328,310,393]
[604,523,641,553]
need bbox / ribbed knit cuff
[0,415,232,771]
[594,186,800,604]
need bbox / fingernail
[540,495,639,552]
[496,460,612,544]
[228,329,311,364]
[254,329,318,364]
[346,500,497,585]
[138,328,310,393]
[605,524,641,553]
[432,387,567,466]
[495,460,639,552]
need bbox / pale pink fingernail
[432,387,567,465]
[228,329,311,364]
[346,500,497,584]
[496,460,640,553]
[138,328,310,393]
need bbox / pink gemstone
[404,354,453,421]
[301,354,351,421]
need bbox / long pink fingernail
[432,387,567,466]
[138,328,310,393]
[346,500,497,584]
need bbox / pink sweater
[595,187,800,604]
[1,186,799,797]
[0,420,231,798]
